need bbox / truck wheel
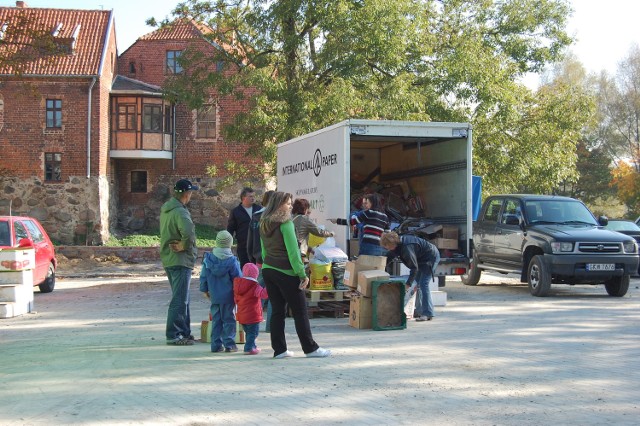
[604,275,629,297]
[528,255,551,297]
[461,252,481,286]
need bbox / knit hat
[242,263,260,280]
[215,231,233,248]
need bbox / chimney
[16,1,28,8]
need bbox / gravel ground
[1,263,639,425]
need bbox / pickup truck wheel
[38,262,56,293]
[528,255,551,297]
[604,275,629,297]
[461,252,481,286]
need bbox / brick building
[0,2,263,244]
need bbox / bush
[105,224,220,247]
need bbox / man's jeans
[165,266,192,341]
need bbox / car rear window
[0,221,10,246]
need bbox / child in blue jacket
[200,230,241,352]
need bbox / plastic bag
[309,259,333,290]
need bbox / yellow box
[357,270,390,297]
[200,320,245,344]
[349,295,373,329]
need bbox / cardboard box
[349,295,373,329]
[357,270,390,297]
[344,256,387,289]
[0,249,35,272]
[430,238,458,250]
[441,225,459,240]
[200,320,245,344]
[0,270,34,285]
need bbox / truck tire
[528,255,551,297]
[461,252,481,286]
[604,275,629,297]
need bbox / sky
[3,0,640,76]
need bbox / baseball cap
[174,179,199,192]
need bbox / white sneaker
[274,350,294,359]
[306,347,331,358]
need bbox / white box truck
[276,119,472,279]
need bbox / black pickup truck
[462,194,639,297]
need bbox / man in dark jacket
[227,187,261,267]
[381,231,440,322]
[160,178,199,345]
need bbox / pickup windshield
[524,200,598,226]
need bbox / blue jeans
[165,266,192,342]
[210,303,236,350]
[242,322,260,352]
[359,241,388,256]
[414,251,441,318]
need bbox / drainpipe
[86,77,97,178]
[172,103,176,170]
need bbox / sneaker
[416,316,433,322]
[187,335,196,342]
[211,346,224,353]
[167,337,194,346]
[245,347,261,355]
[306,347,331,358]
[225,345,239,353]
[274,350,294,359]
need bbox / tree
[610,161,640,214]
[156,0,575,188]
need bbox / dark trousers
[164,266,192,341]
[263,268,319,356]
[237,243,249,267]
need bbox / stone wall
[0,175,105,245]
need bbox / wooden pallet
[307,301,349,319]
[305,289,350,307]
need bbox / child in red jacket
[234,263,269,355]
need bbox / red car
[0,216,57,293]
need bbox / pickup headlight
[551,241,574,253]
[622,241,637,254]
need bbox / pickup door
[493,197,525,268]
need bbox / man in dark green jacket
[160,179,199,345]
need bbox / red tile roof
[0,6,112,76]
[138,18,214,42]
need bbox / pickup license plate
[586,263,615,271]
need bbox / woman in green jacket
[260,191,331,359]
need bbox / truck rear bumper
[545,253,639,279]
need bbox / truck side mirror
[598,216,609,226]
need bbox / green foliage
[154,0,575,194]
[104,224,220,247]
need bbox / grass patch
[105,224,221,247]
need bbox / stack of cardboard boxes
[426,224,459,250]
[0,248,35,318]
[346,255,390,329]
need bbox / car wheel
[528,255,551,297]
[604,275,629,297]
[461,251,481,286]
[38,262,56,293]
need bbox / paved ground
[1,262,639,425]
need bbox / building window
[46,99,62,128]
[131,171,147,193]
[164,105,173,134]
[129,62,136,73]
[143,105,162,132]
[166,50,183,74]
[117,104,136,130]
[45,152,62,182]
[197,105,216,139]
